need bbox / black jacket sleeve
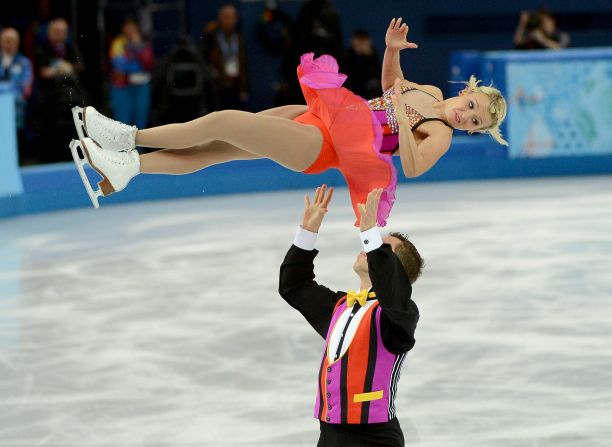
[279,245,345,339]
[367,243,420,354]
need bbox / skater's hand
[358,188,383,232]
[386,17,418,51]
[391,78,409,126]
[302,185,334,233]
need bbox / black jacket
[278,243,419,354]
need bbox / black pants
[317,417,404,447]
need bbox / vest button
[326,379,331,384]
[328,404,332,410]
[326,416,330,422]
[326,393,331,398]
[327,366,332,372]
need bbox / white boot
[69,138,140,208]
[72,106,137,152]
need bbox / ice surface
[1,177,611,446]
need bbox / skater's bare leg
[139,105,311,174]
[135,106,319,171]
[140,141,260,174]
[258,105,308,120]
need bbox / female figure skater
[70,17,507,226]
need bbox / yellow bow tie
[347,289,376,307]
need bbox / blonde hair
[461,75,508,146]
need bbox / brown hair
[388,232,424,284]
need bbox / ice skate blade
[69,139,102,209]
[71,106,87,141]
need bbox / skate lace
[113,130,132,147]
[101,147,136,165]
[95,111,134,147]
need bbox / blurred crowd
[1,18,85,164]
[1,2,570,166]
[513,9,570,50]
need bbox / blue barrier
[2,135,612,219]
[0,88,23,216]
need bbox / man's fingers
[365,194,374,211]
[318,184,328,203]
[357,203,366,216]
[323,187,334,208]
[367,188,379,202]
[314,186,321,203]
[396,17,402,28]
[304,194,310,208]
[376,188,383,201]
[389,18,396,29]
[366,188,382,208]
[405,42,418,49]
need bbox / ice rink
[1,176,611,447]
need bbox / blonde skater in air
[70,17,507,226]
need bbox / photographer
[513,10,570,50]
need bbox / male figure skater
[279,185,423,446]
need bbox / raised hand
[385,17,418,51]
[357,188,383,232]
[302,184,334,233]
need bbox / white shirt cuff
[294,226,318,251]
[360,227,383,253]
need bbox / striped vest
[315,296,407,424]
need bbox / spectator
[294,0,343,60]
[514,10,570,50]
[0,27,33,162]
[109,18,154,129]
[277,0,343,105]
[341,29,380,99]
[35,17,86,163]
[204,4,247,110]
[152,36,217,126]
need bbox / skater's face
[0,29,19,55]
[353,236,403,275]
[444,91,493,132]
[219,6,238,32]
[48,19,68,45]
[351,35,373,56]
[122,22,141,42]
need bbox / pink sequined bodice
[367,85,452,153]
[372,110,399,153]
[367,84,426,134]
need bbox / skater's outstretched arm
[279,185,342,339]
[357,189,419,354]
[381,17,418,91]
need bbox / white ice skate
[69,138,140,208]
[72,106,137,152]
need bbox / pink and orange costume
[294,53,451,226]
[294,53,395,227]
